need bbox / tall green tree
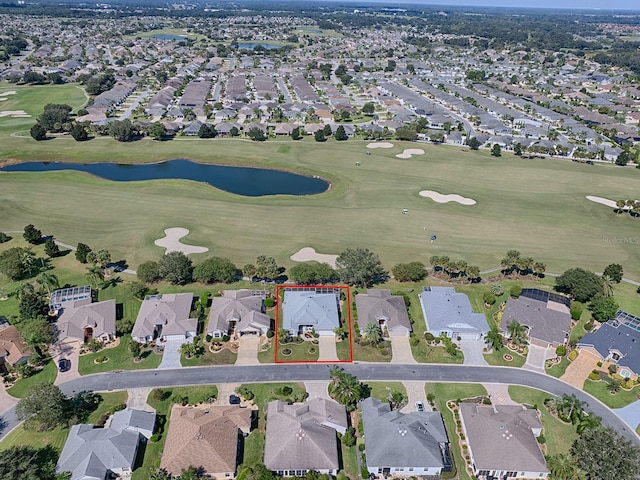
[391,262,427,282]
[328,366,363,411]
[158,251,193,285]
[75,243,92,263]
[289,262,338,285]
[589,296,618,322]
[16,383,67,430]
[555,268,604,303]
[0,247,35,280]
[137,261,160,283]
[23,225,42,244]
[571,426,640,480]
[193,256,239,284]
[336,247,387,288]
[43,239,59,258]
[602,263,623,283]
[0,445,64,480]
[491,143,502,156]
[30,123,47,140]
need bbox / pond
[0,159,330,197]
[151,33,187,41]
[238,42,280,50]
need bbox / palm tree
[533,261,546,277]
[97,249,112,276]
[179,342,197,359]
[576,413,601,434]
[20,248,37,277]
[490,284,504,296]
[547,453,586,480]
[558,394,586,424]
[484,326,504,351]
[328,366,362,411]
[507,320,528,347]
[13,281,35,301]
[363,322,382,344]
[36,271,59,295]
[606,378,621,394]
[466,265,480,283]
[86,265,104,289]
[500,250,520,273]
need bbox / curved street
[1,363,635,445]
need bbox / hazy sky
[395,0,639,10]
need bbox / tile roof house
[160,405,253,478]
[55,299,116,344]
[57,408,155,480]
[264,399,347,476]
[361,397,451,476]
[0,324,32,373]
[132,293,197,343]
[459,403,548,480]
[282,290,340,336]
[208,290,271,338]
[419,287,489,340]
[501,289,571,347]
[355,289,412,337]
[578,310,640,378]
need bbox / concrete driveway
[305,381,330,400]
[524,344,550,372]
[216,383,240,406]
[561,349,600,388]
[400,381,430,413]
[52,339,81,385]
[126,388,155,412]
[615,400,640,431]
[484,383,519,405]
[318,335,338,361]
[236,336,260,365]
[459,339,488,366]
[158,338,188,369]
[390,336,416,364]
[0,385,17,416]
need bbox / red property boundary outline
[274,285,353,364]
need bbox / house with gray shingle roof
[419,287,489,340]
[282,290,340,336]
[501,289,571,348]
[459,403,548,480]
[132,293,197,343]
[578,310,640,378]
[55,298,116,344]
[57,408,154,480]
[361,397,451,476]
[356,289,411,337]
[264,399,347,476]
[208,290,271,338]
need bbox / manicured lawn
[546,356,571,378]
[0,391,128,452]
[508,386,578,455]
[2,126,640,280]
[335,337,352,361]
[483,348,526,367]
[570,309,593,345]
[427,383,488,480]
[276,339,319,362]
[78,334,162,374]
[7,360,57,398]
[257,340,275,363]
[583,379,640,409]
[181,345,238,366]
[366,382,407,403]
[421,344,465,364]
[340,441,358,479]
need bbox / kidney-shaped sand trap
[0,110,30,118]
[154,227,209,255]
[366,142,394,149]
[290,247,338,269]
[396,148,425,159]
[419,190,476,205]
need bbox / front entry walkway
[390,336,416,364]
[318,335,338,361]
[236,336,260,365]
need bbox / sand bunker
[366,142,394,149]
[419,190,476,205]
[0,91,17,97]
[396,148,425,159]
[586,195,619,209]
[290,247,338,269]
[0,110,30,118]
[154,227,209,255]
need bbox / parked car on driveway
[58,358,70,372]
[415,401,425,412]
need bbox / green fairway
[2,133,639,280]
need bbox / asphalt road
[0,363,632,445]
